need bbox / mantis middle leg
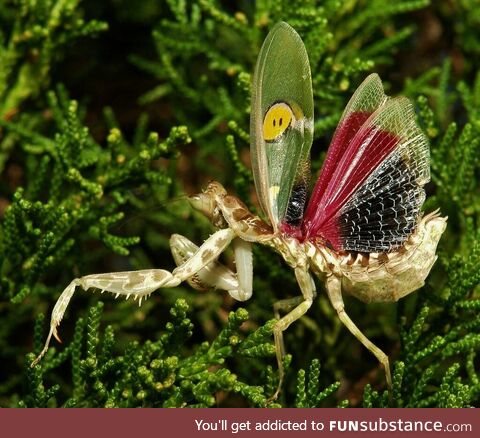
[271,267,317,400]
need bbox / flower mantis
[32,22,446,399]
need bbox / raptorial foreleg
[31,228,236,367]
[170,234,253,301]
[325,274,392,390]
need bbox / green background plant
[0,0,478,407]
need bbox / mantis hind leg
[325,274,392,391]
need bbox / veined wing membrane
[303,96,429,252]
[250,22,314,230]
[303,74,388,235]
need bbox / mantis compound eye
[189,193,216,219]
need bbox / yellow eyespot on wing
[263,102,295,141]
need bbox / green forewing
[250,22,314,230]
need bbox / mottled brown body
[201,182,446,304]
[190,181,447,397]
[33,180,446,400]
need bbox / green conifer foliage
[0,0,478,407]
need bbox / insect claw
[115,293,120,299]
[53,328,62,344]
[126,294,130,300]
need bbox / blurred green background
[0,0,479,407]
